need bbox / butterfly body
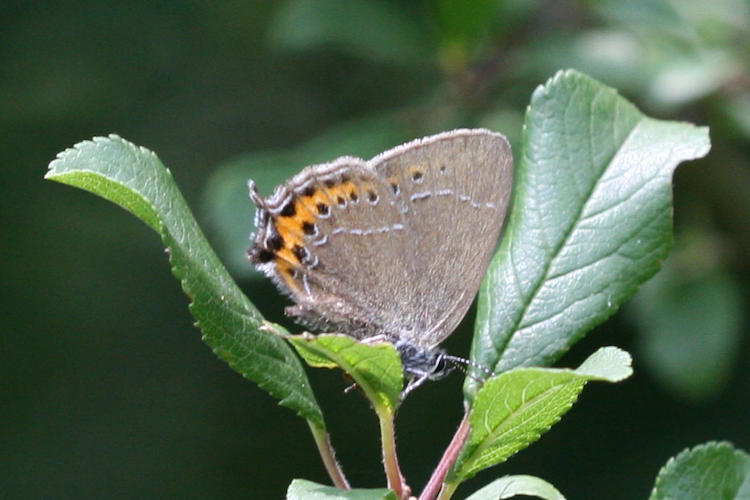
[249,129,513,387]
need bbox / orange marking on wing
[275,259,301,292]
[342,181,359,200]
[325,183,347,201]
[275,218,304,254]
[274,198,318,252]
[276,246,299,265]
[299,188,331,211]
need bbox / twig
[379,410,410,499]
[419,412,471,500]
[308,421,350,490]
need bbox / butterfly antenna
[441,355,494,384]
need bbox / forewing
[370,129,514,347]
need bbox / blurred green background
[3,0,749,498]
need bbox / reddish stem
[308,421,351,490]
[379,410,410,499]
[418,412,471,500]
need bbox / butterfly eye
[432,355,453,380]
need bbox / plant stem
[378,409,409,499]
[308,420,350,490]
[419,412,471,500]
[435,481,458,500]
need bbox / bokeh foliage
[3,1,749,498]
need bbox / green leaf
[467,69,710,398]
[287,334,403,414]
[464,474,565,500]
[287,479,397,500]
[451,346,632,482]
[45,135,324,427]
[649,442,750,500]
[268,0,432,65]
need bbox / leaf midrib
[492,103,644,369]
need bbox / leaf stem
[308,420,350,490]
[419,412,471,500]
[435,482,458,500]
[378,409,409,499]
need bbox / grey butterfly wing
[369,129,514,348]
[260,157,414,338]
